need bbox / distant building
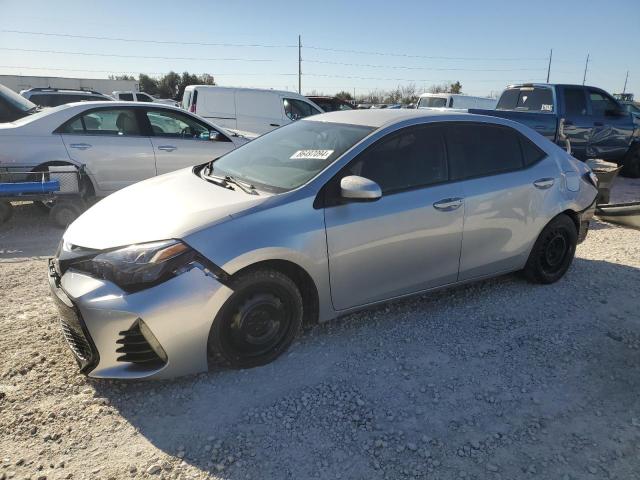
[0,75,138,95]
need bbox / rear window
[418,97,447,108]
[496,87,554,112]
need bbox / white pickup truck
[112,91,178,107]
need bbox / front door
[59,107,156,194]
[560,86,591,160]
[324,124,464,311]
[143,108,236,175]
[586,88,634,160]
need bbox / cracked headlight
[71,240,197,292]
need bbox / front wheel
[523,214,578,284]
[208,269,303,369]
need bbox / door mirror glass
[340,175,382,201]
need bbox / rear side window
[564,87,587,116]
[59,108,141,136]
[137,93,154,102]
[497,87,554,112]
[119,93,134,101]
[418,97,447,108]
[348,125,447,194]
[520,136,546,166]
[445,123,523,180]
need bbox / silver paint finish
[56,111,598,379]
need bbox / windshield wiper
[223,175,258,195]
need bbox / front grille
[116,322,166,366]
[60,320,92,362]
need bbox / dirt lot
[1,177,639,480]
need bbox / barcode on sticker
[290,149,334,160]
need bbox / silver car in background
[0,101,247,197]
[49,110,598,379]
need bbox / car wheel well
[231,260,319,326]
[561,209,580,233]
[31,161,95,197]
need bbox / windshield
[418,97,447,108]
[209,120,374,192]
[0,84,37,112]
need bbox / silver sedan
[49,110,598,379]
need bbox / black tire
[208,269,303,369]
[0,201,13,224]
[523,214,578,284]
[621,144,640,178]
[49,199,86,229]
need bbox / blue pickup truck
[470,84,640,177]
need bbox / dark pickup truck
[470,84,640,177]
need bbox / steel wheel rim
[542,230,570,273]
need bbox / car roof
[307,109,484,128]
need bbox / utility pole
[582,53,589,85]
[298,34,302,94]
[623,70,629,94]
[546,48,553,83]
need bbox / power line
[0,47,279,62]
[0,65,297,76]
[305,59,545,72]
[305,72,543,83]
[0,29,296,48]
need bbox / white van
[417,93,497,110]
[181,86,323,135]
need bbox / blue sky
[0,0,637,98]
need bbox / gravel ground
[1,180,639,480]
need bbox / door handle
[533,178,555,189]
[433,197,463,211]
[69,143,91,150]
[269,123,280,127]
[157,145,177,152]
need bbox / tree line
[109,72,215,100]
[327,81,463,105]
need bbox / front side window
[445,123,523,180]
[347,125,448,194]
[137,93,154,102]
[146,110,222,140]
[210,120,373,192]
[284,98,321,120]
[59,108,141,136]
[588,90,620,116]
[564,87,587,116]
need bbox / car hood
[64,168,268,250]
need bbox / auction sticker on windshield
[290,150,334,160]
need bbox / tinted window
[137,93,154,102]
[588,90,620,116]
[313,99,335,111]
[520,136,546,166]
[348,125,447,194]
[497,87,553,112]
[564,88,587,116]
[445,123,523,180]
[60,109,141,136]
[119,93,134,101]
[284,98,321,120]
[418,97,447,108]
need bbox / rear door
[58,107,156,194]
[444,122,557,280]
[324,124,464,310]
[586,88,634,160]
[143,107,236,175]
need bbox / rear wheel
[621,144,640,178]
[523,214,577,284]
[208,269,303,369]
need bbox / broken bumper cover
[48,261,233,379]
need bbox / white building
[0,75,138,95]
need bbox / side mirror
[340,175,382,201]
[209,130,223,141]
